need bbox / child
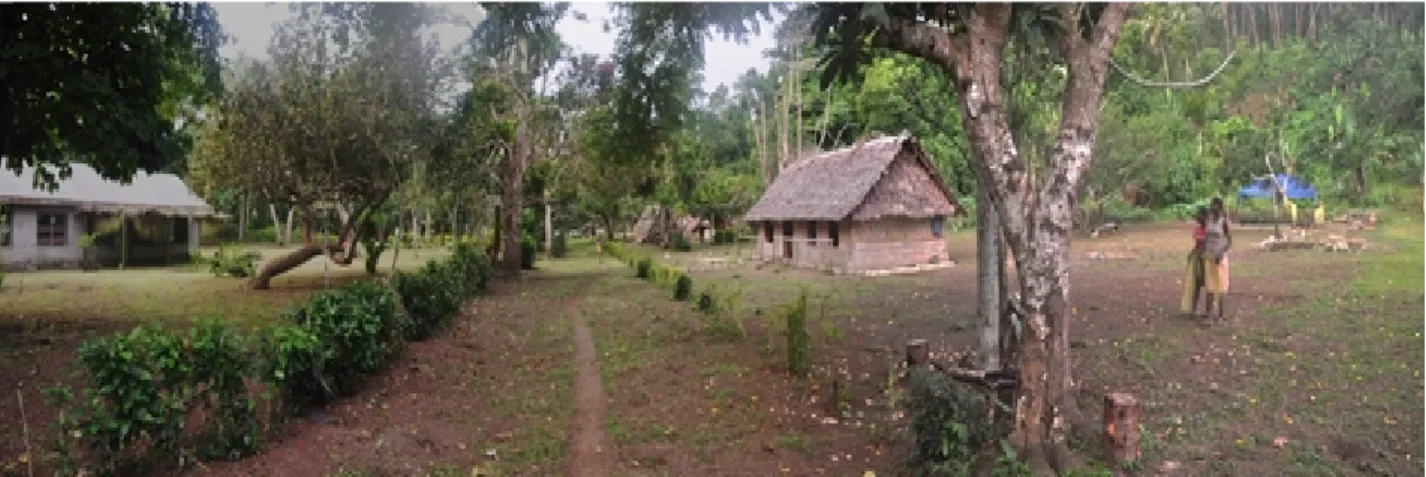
[1180,207,1209,315]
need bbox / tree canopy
[1,3,224,188]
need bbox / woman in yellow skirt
[1201,198,1233,322]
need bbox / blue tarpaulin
[1237,173,1319,201]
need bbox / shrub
[906,367,995,475]
[70,324,191,473]
[711,229,736,245]
[671,231,692,251]
[520,233,537,270]
[394,260,465,341]
[673,273,693,301]
[783,290,811,377]
[286,280,402,398]
[635,257,652,279]
[209,244,261,278]
[257,323,327,412]
[698,283,746,341]
[62,321,262,474]
[551,231,569,258]
[450,240,493,292]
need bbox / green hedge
[49,241,495,475]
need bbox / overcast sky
[212,2,780,94]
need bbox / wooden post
[1103,392,1141,469]
[119,213,128,270]
[905,339,929,367]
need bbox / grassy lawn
[0,245,450,326]
[607,216,1422,474]
[1,218,1416,476]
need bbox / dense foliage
[1,3,224,187]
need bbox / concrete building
[1,164,218,270]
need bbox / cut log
[1103,392,1141,469]
[906,339,930,367]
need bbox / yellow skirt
[1180,253,1204,312]
[1202,255,1229,293]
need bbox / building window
[807,221,818,246]
[828,221,840,247]
[782,221,793,238]
[1,206,10,247]
[932,215,946,239]
[37,213,68,247]
[763,221,773,243]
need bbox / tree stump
[905,339,929,367]
[1103,392,1141,468]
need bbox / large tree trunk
[501,124,533,275]
[267,204,284,246]
[238,193,249,241]
[917,4,1129,473]
[489,204,503,262]
[284,207,296,246]
[543,190,554,258]
[976,176,1005,372]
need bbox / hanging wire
[1108,50,1237,88]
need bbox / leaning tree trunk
[250,206,368,289]
[501,125,533,275]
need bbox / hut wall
[754,220,850,271]
[1,205,84,270]
[844,217,948,271]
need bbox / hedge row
[47,241,493,476]
[605,242,692,302]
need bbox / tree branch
[878,16,966,75]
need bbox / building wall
[753,217,947,272]
[844,217,948,271]
[1,208,202,270]
[1,205,84,269]
[754,220,850,271]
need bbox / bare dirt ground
[1,220,1419,476]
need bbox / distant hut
[742,134,964,273]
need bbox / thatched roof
[0,163,219,217]
[743,134,962,221]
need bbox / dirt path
[566,274,612,477]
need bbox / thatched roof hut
[743,133,963,274]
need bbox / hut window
[828,221,840,247]
[1,206,10,247]
[782,221,793,237]
[37,213,68,247]
[763,222,773,243]
[931,215,946,238]
[807,221,817,246]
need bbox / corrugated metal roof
[0,163,217,217]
